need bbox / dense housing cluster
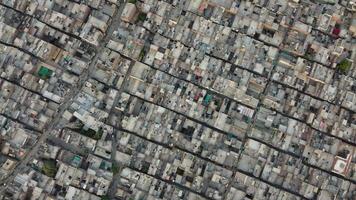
[0,0,355,200]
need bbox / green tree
[112,163,120,175]
[101,195,110,200]
[337,59,352,74]
[42,159,57,177]
[137,13,147,22]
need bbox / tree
[101,195,110,200]
[337,59,352,74]
[93,127,104,140]
[112,163,120,175]
[42,159,58,177]
[137,13,147,22]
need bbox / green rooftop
[64,56,71,62]
[203,94,212,105]
[38,66,53,79]
[71,155,82,167]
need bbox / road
[105,68,135,198]
[0,1,126,194]
[105,32,136,200]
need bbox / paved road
[0,1,126,193]
[106,62,135,199]
[105,15,136,200]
